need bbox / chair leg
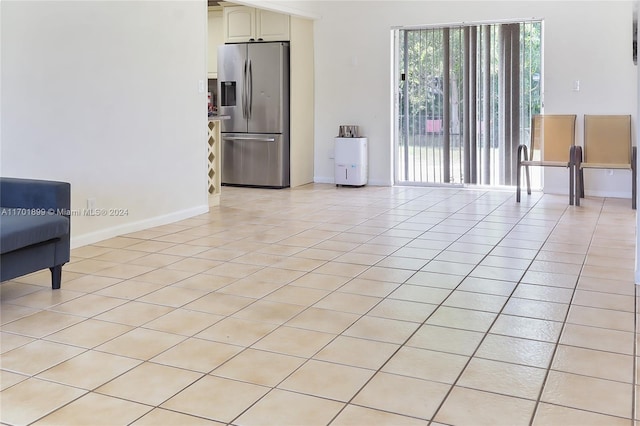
[575,170,581,206]
[632,147,637,210]
[569,164,574,206]
[516,145,530,203]
[569,146,575,206]
[516,161,521,203]
[516,146,526,203]
[574,147,582,207]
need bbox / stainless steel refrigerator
[217,42,290,188]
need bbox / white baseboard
[584,190,632,199]
[314,176,334,184]
[313,176,391,186]
[70,204,210,249]
[368,179,392,186]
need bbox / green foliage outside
[398,22,542,137]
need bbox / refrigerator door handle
[248,60,253,120]
[242,59,248,119]
[223,136,276,142]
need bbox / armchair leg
[50,265,62,290]
[525,165,531,195]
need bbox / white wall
[271,1,636,194]
[1,1,209,248]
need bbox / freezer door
[218,44,248,133]
[221,133,290,188]
[247,43,289,134]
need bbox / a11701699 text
[1,208,129,217]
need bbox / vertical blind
[395,21,542,186]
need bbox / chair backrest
[530,114,577,162]
[583,115,632,165]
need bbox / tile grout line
[222,187,484,425]
[526,197,609,425]
[140,188,436,424]
[122,189,531,424]
[3,188,634,425]
[1,188,389,425]
[423,193,567,426]
[212,188,498,425]
[186,196,620,419]
[529,199,637,426]
[321,190,541,425]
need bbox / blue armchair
[0,178,71,289]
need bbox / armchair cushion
[1,214,69,254]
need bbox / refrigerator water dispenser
[220,81,236,107]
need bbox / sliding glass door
[394,21,542,186]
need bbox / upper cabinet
[223,5,290,43]
[223,6,255,43]
[207,8,224,78]
[256,9,290,42]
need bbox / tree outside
[397,21,542,185]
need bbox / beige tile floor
[1,184,638,425]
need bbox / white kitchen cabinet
[223,5,289,43]
[207,8,223,78]
[256,9,290,42]
[223,6,255,43]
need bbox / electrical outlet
[87,198,96,210]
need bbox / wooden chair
[575,114,636,209]
[517,114,577,204]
